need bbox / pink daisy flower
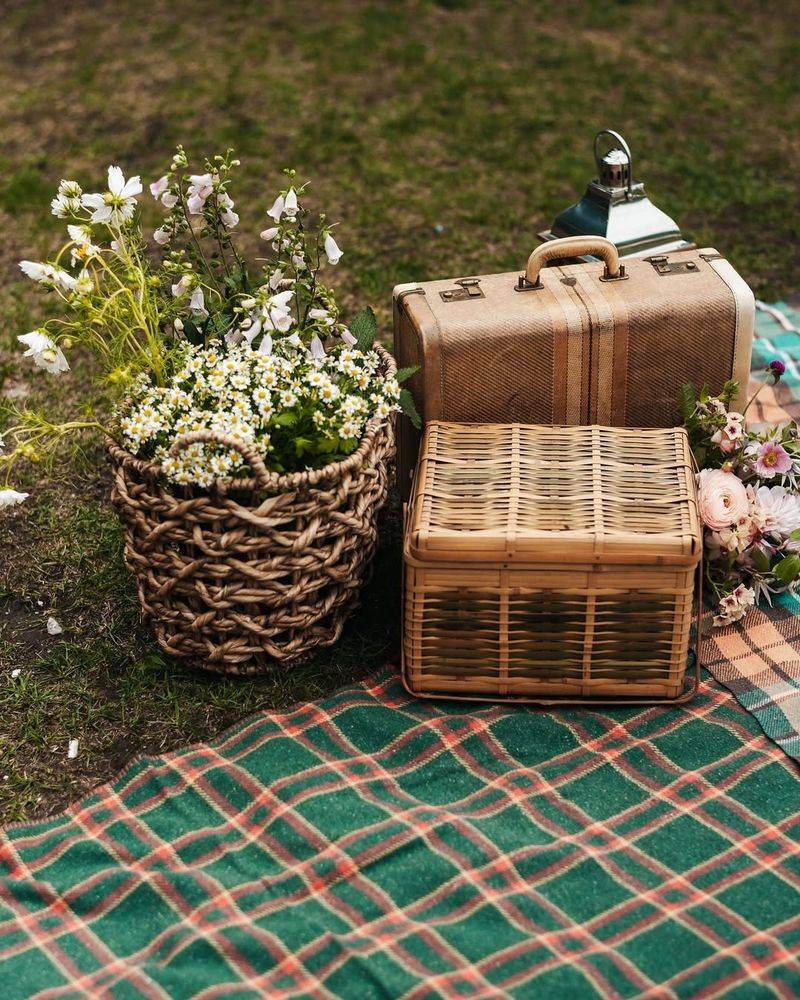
[755,441,792,478]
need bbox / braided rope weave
[107,345,396,675]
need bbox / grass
[1,0,799,821]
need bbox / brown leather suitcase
[393,235,754,498]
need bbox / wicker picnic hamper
[107,346,396,675]
[403,421,703,703]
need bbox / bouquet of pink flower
[682,361,800,625]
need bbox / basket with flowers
[1,149,418,672]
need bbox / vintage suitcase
[393,235,754,498]
[402,421,703,704]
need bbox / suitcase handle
[523,236,623,288]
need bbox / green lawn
[1,0,799,821]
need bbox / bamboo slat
[402,422,702,703]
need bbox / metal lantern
[538,129,694,258]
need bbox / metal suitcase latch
[647,255,700,276]
[440,278,484,302]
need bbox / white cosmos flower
[50,180,82,218]
[51,194,81,218]
[59,179,82,199]
[266,194,285,222]
[324,233,343,265]
[67,225,100,264]
[19,260,77,293]
[260,225,279,241]
[189,288,208,319]
[18,330,70,374]
[74,269,94,298]
[0,489,29,510]
[81,166,142,224]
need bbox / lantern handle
[593,129,633,197]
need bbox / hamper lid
[406,423,702,566]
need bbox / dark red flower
[768,359,786,382]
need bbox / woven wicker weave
[107,345,396,675]
[403,422,702,703]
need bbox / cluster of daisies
[119,341,401,488]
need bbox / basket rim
[105,342,396,495]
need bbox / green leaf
[790,529,800,542]
[395,365,419,385]
[294,437,312,456]
[752,546,771,573]
[773,553,800,585]
[315,436,341,454]
[351,307,377,352]
[399,388,421,430]
[678,382,697,421]
[273,411,296,427]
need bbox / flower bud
[174,318,184,332]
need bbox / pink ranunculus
[697,468,750,531]
[755,441,792,478]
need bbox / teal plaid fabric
[1,667,799,998]
[752,301,800,397]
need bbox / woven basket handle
[168,431,274,489]
[525,236,622,286]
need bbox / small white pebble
[68,739,79,759]
[46,617,63,636]
[11,668,21,679]
[37,600,44,607]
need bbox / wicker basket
[403,422,702,704]
[107,347,396,675]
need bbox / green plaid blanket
[1,667,799,998]
[1,304,798,998]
